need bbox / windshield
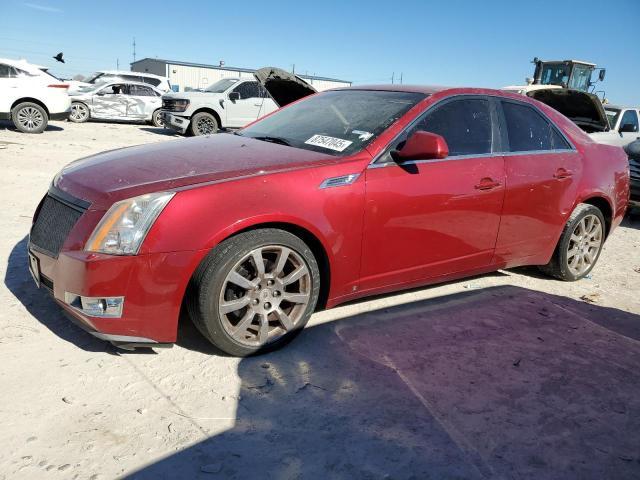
[205,78,239,93]
[568,64,592,91]
[539,63,569,87]
[85,72,106,84]
[605,108,621,129]
[239,90,426,156]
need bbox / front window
[205,78,239,93]
[539,63,569,87]
[568,64,592,91]
[605,108,621,129]
[239,90,426,156]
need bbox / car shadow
[0,120,64,132]
[138,127,182,137]
[126,285,640,480]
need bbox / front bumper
[162,111,190,134]
[28,244,200,345]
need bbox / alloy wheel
[218,245,312,347]
[566,214,603,276]
[17,107,44,131]
[70,103,88,122]
[196,117,216,135]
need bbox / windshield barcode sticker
[305,135,353,152]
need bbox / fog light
[64,292,124,318]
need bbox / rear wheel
[539,203,605,281]
[187,229,321,356]
[11,102,48,133]
[189,111,218,136]
[69,102,90,123]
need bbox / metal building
[131,58,351,93]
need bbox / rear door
[360,96,506,292]
[494,99,582,265]
[127,84,161,119]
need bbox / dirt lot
[1,120,639,480]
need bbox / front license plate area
[28,251,40,288]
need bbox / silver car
[68,81,164,126]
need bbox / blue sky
[2,0,639,104]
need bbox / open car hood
[254,67,317,107]
[527,89,609,133]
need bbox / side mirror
[392,131,449,162]
[599,69,606,82]
[228,91,240,101]
[620,123,637,133]
[95,91,105,96]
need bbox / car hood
[253,67,317,107]
[527,89,609,133]
[163,91,220,100]
[55,133,337,208]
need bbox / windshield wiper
[251,136,291,146]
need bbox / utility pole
[116,58,119,70]
[291,63,295,74]
[400,72,403,84]
[391,72,394,84]
[132,37,136,64]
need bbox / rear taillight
[48,84,69,89]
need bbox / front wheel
[187,229,321,356]
[69,102,90,123]
[539,203,606,281]
[189,111,218,136]
[151,109,164,127]
[11,102,48,133]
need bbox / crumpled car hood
[55,133,336,208]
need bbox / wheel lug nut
[273,290,280,297]
[252,299,259,305]
[267,279,274,286]
[264,302,271,309]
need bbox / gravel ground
[1,120,639,479]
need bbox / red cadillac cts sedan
[28,79,630,356]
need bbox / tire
[189,111,218,136]
[539,203,606,281]
[69,102,90,123]
[151,109,164,127]
[187,229,321,356]
[11,102,48,133]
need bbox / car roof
[603,104,638,111]
[96,80,162,90]
[98,70,167,80]
[334,85,532,100]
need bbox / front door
[360,96,505,292]
[92,83,128,119]
[225,81,269,128]
[494,99,583,265]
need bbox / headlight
[171,99,190,112]
[85,192,175,255]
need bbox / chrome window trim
[367,93,577,170]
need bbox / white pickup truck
[591,105,640,147]
[162,78,278,136]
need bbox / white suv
[0,58,71,133]
[68,71,171,94]
[161,78,279,135]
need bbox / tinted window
[414,98,492,156]
[99,84,126,95]
[620,110,639,132]
[232,81,260,99]
[502,101,555,152]
[145,77,161,87]
[0,64,11,78]
[551,128,571,150]
[129,85,155,96]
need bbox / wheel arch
[11,98,50,115]
[580,195,613,237]
[191,107,222,127]
[183,220,332,312]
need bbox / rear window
[502,101,570,152]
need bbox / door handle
[553,168,573,180]
[474,178,501,190]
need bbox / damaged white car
[68,81,164,126]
